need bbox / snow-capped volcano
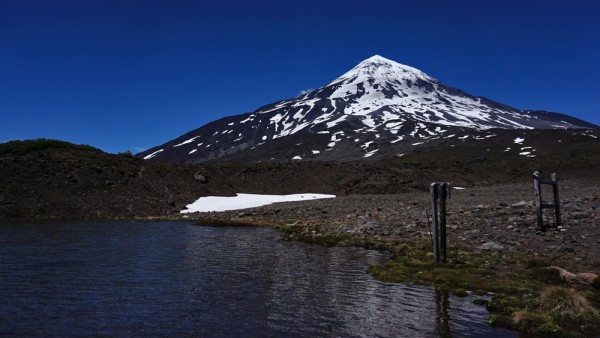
[139,55,597,163]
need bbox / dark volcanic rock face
[138,55,597,163]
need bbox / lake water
[0,221,515,337]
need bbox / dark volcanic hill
[138,55,597,163]
[2,133,600,220]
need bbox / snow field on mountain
[139,55,596,163]
[181,193,336,213]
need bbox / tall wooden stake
[430,182,450,262]
[430,183,439,262]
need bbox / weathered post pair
[428,171,561,262]
[533,171,561,231]
[430,182,450,263]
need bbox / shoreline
[3,179,600,335]
[176,179,600,336]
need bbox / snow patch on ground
[363,149,379,158]
[513,137,525,144]
[361,141,374,150]
[173,136,200,147]
[181,193,336,213]
[143,149,163,160]
[328,131,344,148]
[390,136,404,144]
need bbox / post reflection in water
[435,289,451,337]
[0,221,516,337]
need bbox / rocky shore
[180,179,600,271]
[178,179,600,335]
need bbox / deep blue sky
[1,0,599,153]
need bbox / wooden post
[533,171,544,231]
[439,183,447,262]
[552,173,561,228]
[430,182,450,262]
[430,183,440,262]
[533,171,561,231]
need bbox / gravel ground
[180,179,600,272]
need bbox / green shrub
[118,150,134,158]
[488,314,498,326]
[453,288,468,297]
[538,322,562,334]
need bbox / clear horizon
[1,0,599,153]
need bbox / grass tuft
[537,286,598,321]
[512,310,552,334]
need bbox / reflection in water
[0,221,516,337]
[436,289,451,337]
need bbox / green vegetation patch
[367,243,542,294]
[365,243,600,337]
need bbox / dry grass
[513,310,551,333]
[537,286,598,320]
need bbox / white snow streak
[173,136,200,147]
[143,149,164,160]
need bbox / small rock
[478,241,504,251]
[544,266,598,286]
[473,299,489,306]
[569,211,588,219]
[511,201,529,208]
[563,204,582,212]
[194,173,208,183]
[359,221,381,232]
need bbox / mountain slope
[139,55,597,163]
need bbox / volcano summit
[139,55,597,163]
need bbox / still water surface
[0,221,516,337]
